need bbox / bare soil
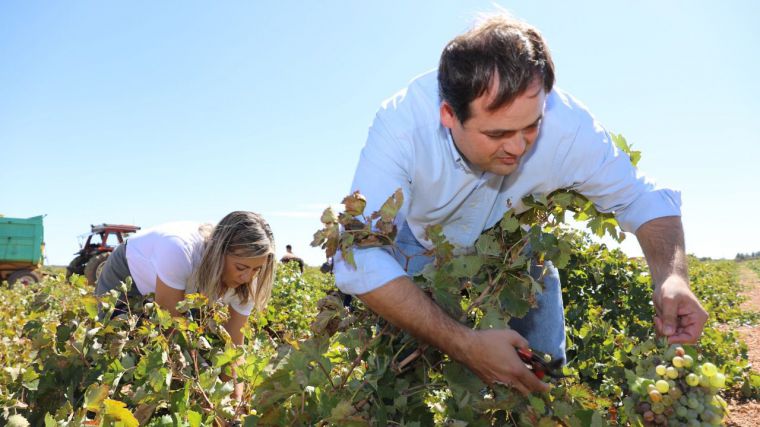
[725,264,760,427]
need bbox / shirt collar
[443,126,476,174]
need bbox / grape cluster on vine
[630,344,727,426]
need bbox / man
[280,244,304,273]
[334,15,708,395]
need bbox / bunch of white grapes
[633,345,727,426]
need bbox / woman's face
[221,253,269,290]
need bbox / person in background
[95,211,276,400]
[280,244,305,273]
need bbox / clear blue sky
[2,1,758,266]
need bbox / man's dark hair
[286,244,292,251]
[438,15,555,123]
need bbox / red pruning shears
[517,348,567,380]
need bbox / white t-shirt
[125,221,255,316]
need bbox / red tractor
[66,223,140,285]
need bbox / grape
[688,397,700,409]
[656,364,667,376]
[650,389,663,402]
[669,386,682,400]
[686,373,700,387]
[675,346,686,357]
[683,354,694,368]
[656,380,670,393]
[709,373,725,389]
[701,363,717,377]
[637,402,652,413]
[644,410,655,422]
[672,356,684,368]
[666,367,679,379]
[676,405,688,417]
[652,402,665,414]
[654,413,667,425]
[699,374,711,388]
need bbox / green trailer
[0,215,45,286]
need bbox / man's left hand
[652,274,708,344]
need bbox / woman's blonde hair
[192,211,276,313]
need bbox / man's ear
[440,101,457,130]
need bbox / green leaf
[213,345,243,368]
[84,383,110,411]
[187,411,202,427]
[329,400,354,419]
[475,234,500,257]
[528,395,546,414]
[449,255,483,278]
[82,295,99,319]
[500,215,520,233]
[22,367,39,391]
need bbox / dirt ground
[724,264,760,427]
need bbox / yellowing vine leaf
[103,399,139,427]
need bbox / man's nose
[503,134,528,156]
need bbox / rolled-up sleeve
[334,247,408,295]
[334,101,414,295]
[556,117,681,233]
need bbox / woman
[95,211,276,399]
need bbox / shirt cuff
[615,188,682,233]
[334,247,407,295]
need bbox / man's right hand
[461,328,549,395]
[358,275,549,395]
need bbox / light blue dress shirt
[335,70,681,295]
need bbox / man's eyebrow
[483,114,543,133]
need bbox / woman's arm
[222,307,248,401]
[155,277,186,316]
[223,307,248,346]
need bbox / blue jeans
[392,222,566,361]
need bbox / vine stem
[69,336,91,368]
[315,360,337,390]
[338,323,390,389]
[190,349,215,411]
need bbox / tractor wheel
[65,255,86,281]
[84,252,110,286]
[7,269,41,287]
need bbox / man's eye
[487,131,515,139]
